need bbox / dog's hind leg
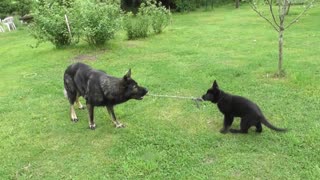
[70,105,78,122]
[65,89,78,122]
[106,106,125,128]
[87,103,96,130]
[76,95,85,109]
[64,74,79,122]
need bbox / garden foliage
[77,1,122,46]
[30,0,122,47]
[124,0,171,39]
[29,0,79,48]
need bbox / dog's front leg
[87,103,96,130]
[106,106,125,128]
[220,115,234,134]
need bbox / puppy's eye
[133,85,137,88]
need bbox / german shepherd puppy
[63,63,148,129]
[202,80,287,134]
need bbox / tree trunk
[278,29,284,75]
[235,0,240,8]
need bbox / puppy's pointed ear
[212,80,218,88]
[123,69,131,80]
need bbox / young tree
[236,0,240,8]
[250,0,314,76]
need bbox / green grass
[1,4,320,179]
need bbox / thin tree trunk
[235,0,240,8]
[278,29,284,75]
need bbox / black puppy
[202,80,287,134]
[64,63,148,129]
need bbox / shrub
[173,0,198,12]
[78,1,122,46]
[15,0,34,16]
[124,12,149,40]
[123,0,171,39]
[0,0,14,19]
[140,0,171,34]
[29,0,79,48]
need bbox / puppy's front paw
[229,129,242,133]
[116,123,125,128]
[220,128,228,134]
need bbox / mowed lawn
[1,4,320,179]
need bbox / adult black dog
[63,63,148,130]
[202,80,287,134]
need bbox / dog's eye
[133,85,137,89]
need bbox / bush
[0,0,14,19]
[171,0,234,12]
[29,0,79,48]
[123,0,171,39]
[15,0,34,16]
[140,0,171,34]
[78,1,122,46]
[124,12,149,40]
[173,0,198,12]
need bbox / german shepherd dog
[63,63,148,129]
[202,80,287,134]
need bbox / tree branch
[285,0,314,29]
[250,2,280,32]
[281,0,289,24]
[266,0,280,27]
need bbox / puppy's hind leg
[230,117,249,134]
[255,122,262,133]
[106,106,125,128]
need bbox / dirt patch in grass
[70,49,107,62]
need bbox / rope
[146,93,203,108]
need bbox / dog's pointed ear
[123,69,131,80]
[212,80,219,88]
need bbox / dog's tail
[63,73,75,99]
[63,88,68,99]
[261,117,287,132]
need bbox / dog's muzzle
[137,88,148,100]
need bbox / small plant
[78,1,122,46]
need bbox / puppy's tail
[261,117,287,132]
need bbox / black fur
[202,80,287,134]
[64,62,148,129]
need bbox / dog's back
[221,94,262,117]
[202,80,287,133]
